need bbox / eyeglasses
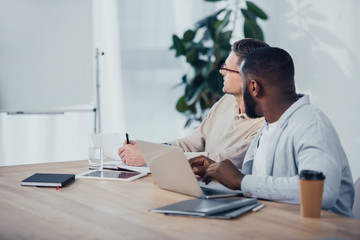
[220,64,239,75]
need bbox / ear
[250,80,261,97]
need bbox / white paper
[91,133,122,160]
[91,133,151,174]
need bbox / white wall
[0,0,213,166]
[117,0,216,142]
[254,0,360,181]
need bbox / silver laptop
[137,140,242,199]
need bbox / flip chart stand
[94,48,105,134]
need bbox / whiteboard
[0,0,95,113]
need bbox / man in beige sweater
[118,39,269,168]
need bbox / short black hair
[232,38,270,66]
[242,47,295,87]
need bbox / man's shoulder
[291,102,330,124]
[286,103,337,138]
[281,95,330,127]
[212,94,236,108]
[241,117,265,134]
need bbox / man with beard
[189,47,354,217]
[118,39,269,169]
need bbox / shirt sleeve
[241,175,300,203]
[177,117,263,168]
[241,113,344,208]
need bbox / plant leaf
[206,16,218,39]
[183,30,196,42]
[182,74,187,83]
[243,19,264,41]
[191,60,208,70]
[196,8,225,28]
[186,81,207,105]
[186,49,198,63]
[241,9,256,22]
[176,96,188,113]
[216,50,230,63]
[202,29,211,41]
[191,42,209,54]
[205,47,216,58]
[217,30,232,50]
[215,10,232,35]
[172,34,186,57]
[184,118,194,128]
[206,70,223,95]
[246,1,268,20]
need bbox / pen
[126,133,130,144]
[252,203,265,212]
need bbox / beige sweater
[170,94,264,168]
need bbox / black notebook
[21,173,75,187]
[150,198,259,218]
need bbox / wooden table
[0,160,359,240]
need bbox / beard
[243,86,262,118]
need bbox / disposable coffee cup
[299,170,325,218]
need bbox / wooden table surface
[0,160,359,240]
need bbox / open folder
[150,198,261,219]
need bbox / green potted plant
[170,0,268,127]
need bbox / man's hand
[204,159,245,190]
[189,155,216,178]
[118,140,146,166]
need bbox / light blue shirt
[241,94,354,217]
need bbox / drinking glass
[88,147,103,171]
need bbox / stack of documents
[150,198,262,219]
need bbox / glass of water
[88,147,103,171]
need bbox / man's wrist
[238,173,245,190]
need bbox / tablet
[76,170,147,182]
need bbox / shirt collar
[241,113,251,119]
[277,94,310,128]
[234,102,249,119]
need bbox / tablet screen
[76,170,146,181]
[83,170,141,179]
